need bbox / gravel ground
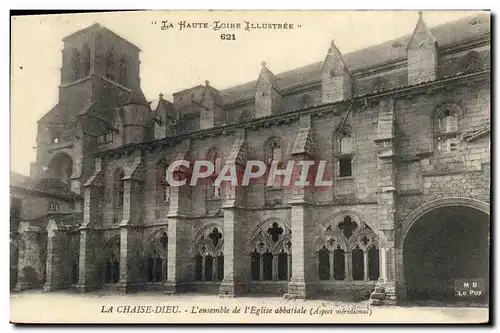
[10,290,489,324]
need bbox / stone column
[15,225,45,291]
[43,225,70,292]
[164,168,192,294]
[76,159,104,293]
[286,152,315,299]
[219,160,247,297]
[219,207,247,296]
[75,228,101,292]
[345,252,352,281]
[370,97,405,305]
[118,176,143,294]
[272,255,278,281]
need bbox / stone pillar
[76,158,104,293]
[118,176,143,293]
[345,252,352,281]
[286,203,314,298]
[219,208,247,296]
[219,160,247,297]
[15,226,45,291]
[43,226,70,292]
[164,168,191,294]
[370,97,405,305]
[76,228,101,292]
[286,151,315,299]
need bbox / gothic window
[265,137,284,188]
[336,127,354,178]
[114,169,125,208]
[461,51,482,73]
[433,103,461,154]
[249,220,292,281]
[70,48,80,81]
[145,231,168,283]
[105,49,116,81]
[81,43,91,77]
[266,138,283,166]
[156,161,170,208]
[118,56,127,86]
[193,227,224,282]
[298,94,314,109]
[47,201,58,213]
[102,236,120,284]
[315,215,379,282]
[339,130,353,155]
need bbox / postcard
[10,10,491,324]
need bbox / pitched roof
[10,172,81,200]
[218,13,490,105]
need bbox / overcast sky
[11,10,483,176]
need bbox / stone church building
[11,12,490,305]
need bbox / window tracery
[193,227,224,282]
[315,215,379,282]
[249,220,292,281]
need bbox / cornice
[94,69,490,159]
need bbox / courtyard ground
[10,290,489,324]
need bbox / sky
[10,10,484,176]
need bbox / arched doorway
[403,202,489,303]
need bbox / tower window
[70,49,80,81]
[118,57,127,86]
[105,50,116,81]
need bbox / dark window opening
[339,156,352,177]
[368,247,380,281]
[204,255,214,281]
[277,252,288,281]
[262,251,273,281]
[194,254,203,281]
[334,247,345,281]
[217,254,224,282]
[318,247,330,280]
[352,247,364,281]
[251,251,261,281]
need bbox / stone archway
[46,152,74,186]
[401,198,490,303]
